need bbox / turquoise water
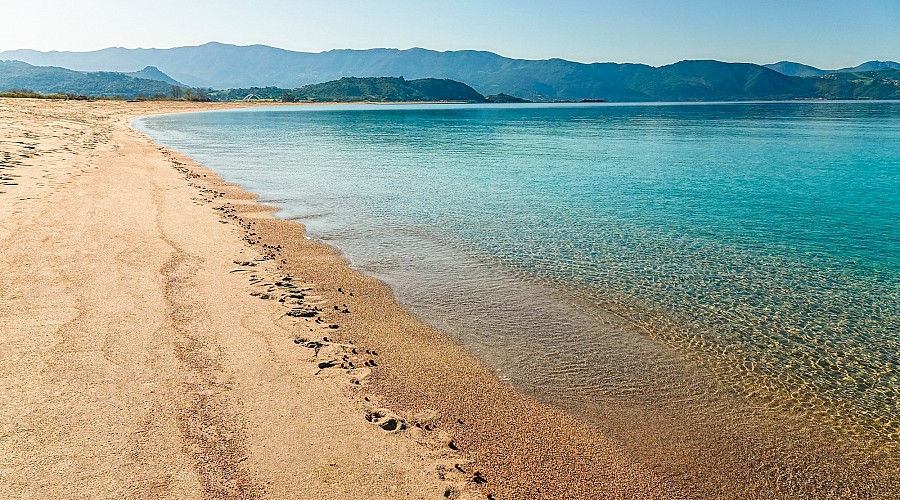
[138,102,899,492]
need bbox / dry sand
[0,98,672,499]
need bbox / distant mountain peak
[766,60,900,77]
[763,61,826,77]
[838,60,900,72]
[123,65,183,86]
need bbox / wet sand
[0,98,672,498]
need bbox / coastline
[137,100,899,499]
[0,98,670,497]
[137,106,675,497]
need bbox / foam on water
[137,102,900,494]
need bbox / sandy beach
[0,98,672,498]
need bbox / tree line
[132,85,212,101]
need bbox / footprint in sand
[364,408,409,433]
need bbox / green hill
[291,76,485,102]
[485,93,530,103]
[209,77,498,103]
[810,69,900,100]
[635,60,810,101]
[0,60,182,98]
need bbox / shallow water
[138,102,900,495]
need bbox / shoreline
[138,101,898,498]
[139,106,675,497]
[0,98,669,497]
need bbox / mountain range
[2,42,899,101]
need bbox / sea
[136,102,899,495]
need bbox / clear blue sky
[3,0,898,68]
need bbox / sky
[2,0,898,68]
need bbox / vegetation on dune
[0,90,76,99]
[207,86,285,101]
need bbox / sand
[0,98,672,498]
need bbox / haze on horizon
[3,0,898,69]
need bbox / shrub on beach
[0,89,87,100]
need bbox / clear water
[137,102,900,492]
